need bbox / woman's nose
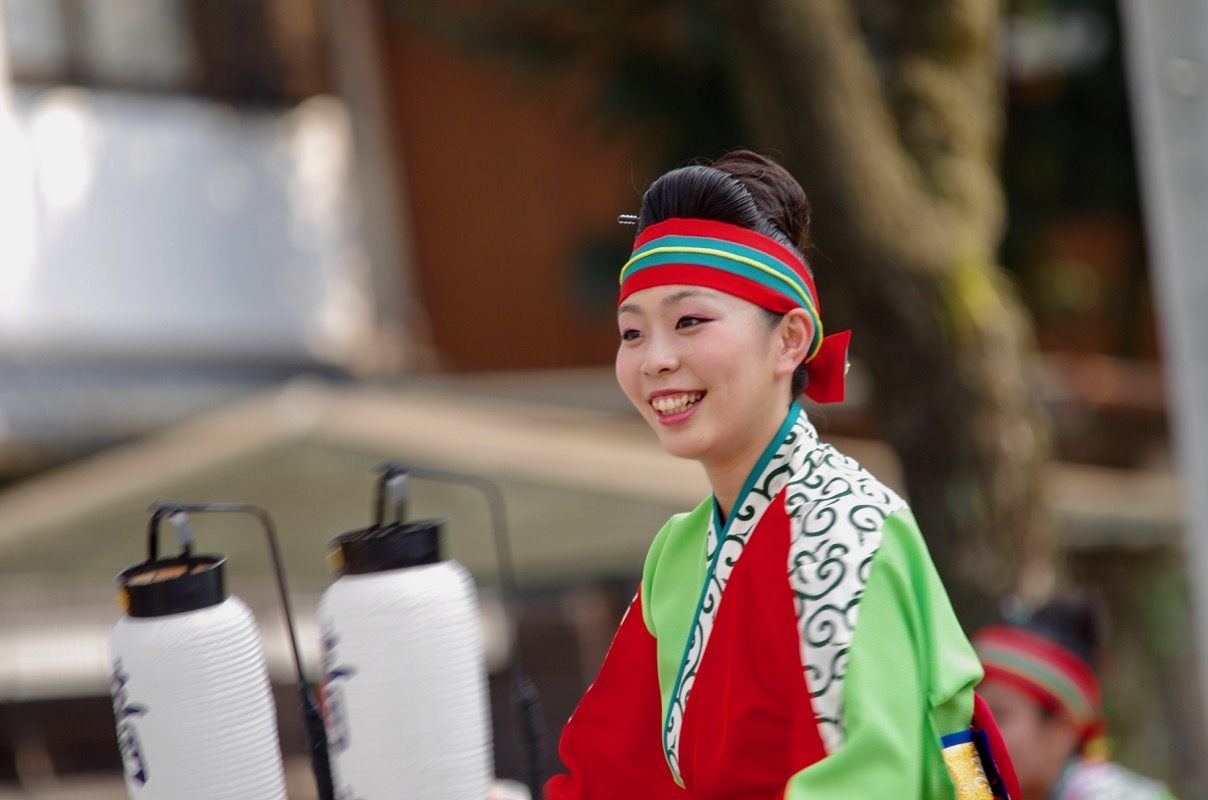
[642,333,679,375]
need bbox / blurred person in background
[545,151,1018,799]
[974,591,1179,800]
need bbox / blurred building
[0,0,414,480]
[0,0,658,487]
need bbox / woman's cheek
[615,348,642,406]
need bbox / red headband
[974,626,1106,750]
[619,218,850,404]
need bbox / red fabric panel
[544,592,688,800]
[973,692,1022,800]
[676,493,828,800]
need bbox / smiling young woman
[615,283,801,510]
[545,151,1020,800]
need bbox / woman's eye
[620,328,641,342]
[676,316,707,329]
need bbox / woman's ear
[774,308,814,377]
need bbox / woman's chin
[652,427,709,461]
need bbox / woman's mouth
[651,392,704,416]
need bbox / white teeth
[651,393,703,414]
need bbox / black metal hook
[373,461,410,527]
[144,501,335,800]
[370,462,548,796]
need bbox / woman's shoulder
[806,439,905,506]
[786,416,906,510]
[646,498,712,564]
[783,435,910,556]
[640,497,713,631]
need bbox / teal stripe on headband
[622,234,815,308]
[620,232,824,359]
[980,645,1096,723]
[625,250,812,308]
[624,250,822,356]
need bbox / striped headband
[618,217,850,404]
[974,625,1105,749]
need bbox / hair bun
[710,151,811,252]
[635,151,812,277]
[1023,588,1108,668]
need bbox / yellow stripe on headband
[621,246,811,307]
[620,244,825,360]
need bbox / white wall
[0,88,379,369]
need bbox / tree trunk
[720,0,1057,619]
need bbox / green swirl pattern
[785,418,905,753]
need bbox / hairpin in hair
[617,213,639,226]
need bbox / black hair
[1010,589,1108,670]
[635,151,814,398]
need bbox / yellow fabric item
[942,740,994,800]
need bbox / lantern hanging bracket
[146,501,335,800]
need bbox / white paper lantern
[110,555,287,800]
[319,519,493,800]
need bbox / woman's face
[978,680,1081,800]
[615,284,801,472]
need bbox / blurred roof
[0,368,1183,703]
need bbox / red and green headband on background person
[974,625,1109,757]
[618,218,851,404]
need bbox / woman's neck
[706,404,796,521]
[706,461,750,523]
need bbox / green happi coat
[547,404,1012,799]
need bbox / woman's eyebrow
[662,289,705,307]
[618,288,709,316]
